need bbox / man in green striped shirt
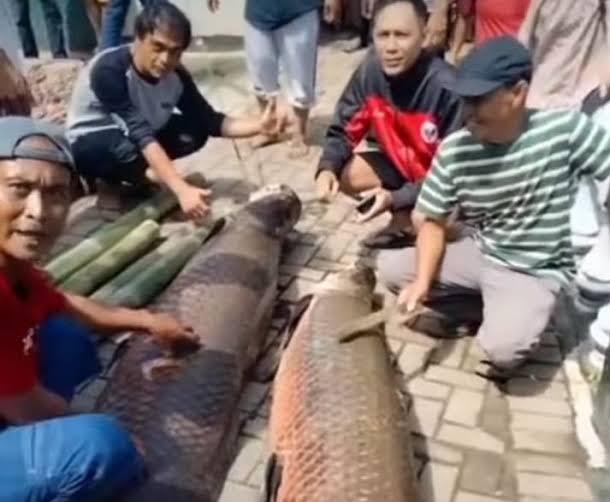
[377,36,610,379]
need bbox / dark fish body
[266,268,419,502]
[97,186,301,502]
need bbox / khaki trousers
[377,237,561,369]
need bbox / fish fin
[280,295,313,351]
[337,307,394,344]
[261,453,283,502]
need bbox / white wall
[125,0,246,37]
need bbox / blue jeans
[99,0,156,50]
[0,315,145,502]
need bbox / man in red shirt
[450,0,531,62]
[0,117,199,501]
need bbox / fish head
[245,184,302,237]
[316,265,377,298]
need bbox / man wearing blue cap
[377,36,610,379]
[0,116,200,500]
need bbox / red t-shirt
[0,262,67,397]
[458,0,531,45]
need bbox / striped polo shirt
[416,109,610,284]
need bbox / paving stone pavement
[55,45,605,501]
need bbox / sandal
[362,229,416,249]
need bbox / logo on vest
[421,121,439,144]
[23,327,36,356]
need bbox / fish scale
[96,186,302,502]
[266,268,419,502]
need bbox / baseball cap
[450,36,533,98]
[0,116,74,169]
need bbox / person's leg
[339,151,403,194]
[276,9,320,158]
[38,314,102,402]
[377,235,484,334]
[71,129,147,186]
[342,151,419,247]
[99,0,131,50]
[244,19,281,148]
[0,414,145,501]
[155,112,208,161]
[71,129,149,209]
[477,262,561,372]
[84,0,104,41]
[10,0,38,58]
[40,0,67,58]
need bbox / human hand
[355,188,392,223]
[0,49,33,116]
[323,0,342,25]
[207,0,220,12]
[397,279,429,314]
[316,170,340,202]
[259,99,284,136]
[176,183,211,222]
[146,312,201,356]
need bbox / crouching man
[0,117,199,501]
[378,37,610,379]
[316,0,462,248]
[67,2,280,220]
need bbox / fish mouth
[316,265,377,297]
[246,184,302,236]
[248,184,289,202]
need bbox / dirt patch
[26,59,84,124]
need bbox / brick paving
[54,45,605,501]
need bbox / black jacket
[318,51,463,209]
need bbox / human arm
[396,151,458,310]
[424,0,453,51]
[397,218,447,311]
[0,385,70,425]
[355,182,422,223]
[220,100,282,138]
[64,293,200,353]
[316,61,372,200]
[448,0,473,64]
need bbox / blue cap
[451,36,533,98]
[0,116,74,169]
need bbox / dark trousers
[99,0,156,49]
[10,0,67,58]
[71,113,209,185]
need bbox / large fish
[96,185,302,502]
[264,267,420,502]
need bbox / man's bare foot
[287,138,309,159]
[250,133,280,149]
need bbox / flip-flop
[362,230,416,249]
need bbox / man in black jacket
[316,0,463,247]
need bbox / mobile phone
[356,194,377,214]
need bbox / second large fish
[264,267,420,502]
